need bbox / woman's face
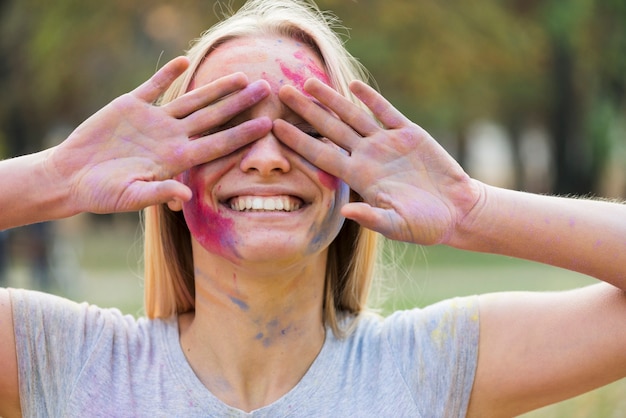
[180,36,349,265]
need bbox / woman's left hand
[274,79,482,245]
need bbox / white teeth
[263,199,275,210]
[229,196,301,212]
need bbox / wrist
[446,180,496,252]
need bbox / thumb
[119,180,192,211]
[341,202,392,236]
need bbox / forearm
[0,148,74,230]
[451,183,626,288]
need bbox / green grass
[9,222,624,417]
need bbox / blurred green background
[0,0,625,416]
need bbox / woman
[1,0,625,416]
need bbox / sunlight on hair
[370,238,430,315]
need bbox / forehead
[193,35,330,92]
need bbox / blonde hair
[143,0,379,336]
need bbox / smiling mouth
[228,195,304,212]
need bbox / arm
[468,283,626,417]
[274,78,626,416]
[452,185,626,288]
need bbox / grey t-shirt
[10,288,479,417]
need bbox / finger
[349,80,411,130]
[273,119,351,180]
[341,202,395,238]
[184,117,273,167]
[165,72,250,119]
[278,85,361,152]
[184,79,271,138]
[303,78,381,136]
[117,180,192,212]
[132,56,190,103]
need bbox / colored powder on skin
[293,50,330,85]
[187,200,235,255]
[229,296,250,311]
[317,169,340,191]
[307,180,348,254]
[276,49,330,92]
[277,59,308,92]
[183,174,238,259]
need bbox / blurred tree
[0,0,623,197]
[323,0,548,188]
[322,0,625,196]
[0,0,221,157]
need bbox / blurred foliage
[0,0,624,195]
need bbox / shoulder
[9,288,176,355]
[324,296,480,416]
[7,288,177,416]
[335,295,480,371]
[347,295,480,346]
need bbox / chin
[233,234,329,265]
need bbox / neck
[179,245,328,412]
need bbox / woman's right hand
[45,56,272,215]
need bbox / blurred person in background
[1,1,625,417]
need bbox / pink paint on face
[182,171,238,259]
[276,48,330,93]
[293,50,330,85]
[277,59,308,92]
[317,169,340,191]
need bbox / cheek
[317,170,341,191]
[307,179,349,254]
[182,170,239,259]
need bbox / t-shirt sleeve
[9,288,134,417]
[382,296,480,418]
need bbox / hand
[274,79,481,245]
[46,56,272,214]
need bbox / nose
[239,133,291,176]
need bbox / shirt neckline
[159,315,342,416]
